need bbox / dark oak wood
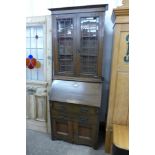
[49,80,102,149]
[53,75,103,82]
[49,80,102,107]
[52,102,99,115]
[49,4,108,14]
[50,101,100,148]
[49,4,108,149]
[50,4,108,82]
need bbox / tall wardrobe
[105,0,129,153]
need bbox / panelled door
[26,16,52,133]
[112,24,129,125]
[73,121,98,149]
[51,118,73,142]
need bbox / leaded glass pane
[31,38,36,48]
[57,18,74,73]
[36,26,43,37]
[31,49,37,58]
[37,49,44,59]
[37,38,44,48]
[37,60,44,81]
[31,27,37,37]
[80,16,99,75]
[26,38,31,48]
[26,25,45,81]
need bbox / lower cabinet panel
[50,102,100,149]
[73,122,99,149]
[52,118,73,142]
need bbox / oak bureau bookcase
[49,4,108,149]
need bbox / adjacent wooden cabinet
[49,5,108,82]
[49,80,102,149]
[112,124,129,155]
[105,1,129,153]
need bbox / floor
[26,127,110,155]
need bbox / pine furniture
[105,0,129,153]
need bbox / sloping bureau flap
[49,80,102,107]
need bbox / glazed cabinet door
[53,14,77,76]
[76,12,104,78]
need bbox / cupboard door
[77,12,104,77]
[53,14,76,75]
[73,116,99,148]
[51,117,73,142]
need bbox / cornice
[111,0,129,24]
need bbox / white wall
[26,0,122,121]
[26,0,122,16]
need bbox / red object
[26,58,30,66]
[28,63,34,69]
[31,58,37,66]
[26,58,37,69]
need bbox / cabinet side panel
[112,72,129,125]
